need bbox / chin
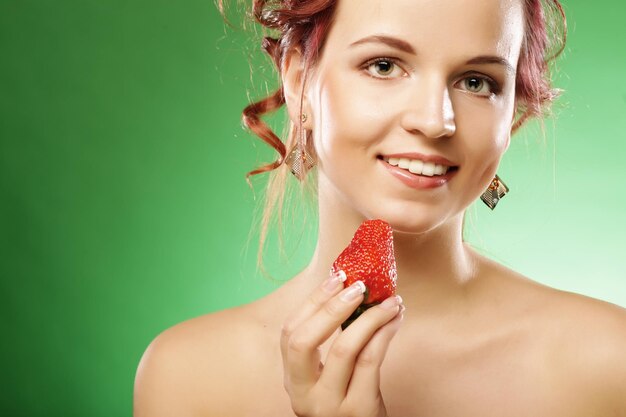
[362,204,459,236]
[366,213,445,235]
[388,219,446,236]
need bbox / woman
[134,0,626,415]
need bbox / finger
[346,305,404,399]
[318,295,403,394]
[283,281,366,393]
[280,272,348,391]
[280,271,346,362]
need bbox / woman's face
[303,0,524,233]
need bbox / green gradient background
[1,1,625,415]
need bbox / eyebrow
[350,35,416,54]
[466,56,516,75]
[349,35,516,75]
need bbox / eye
[456,75,500,97]
[362,58,406,79]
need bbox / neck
[301,181,480,310]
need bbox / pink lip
[380,159,459,190]
[381,152,457,167]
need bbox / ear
[281,48,312,128]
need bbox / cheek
[456,97,512,157]
[453,98,513,199]
[312,72,393,161]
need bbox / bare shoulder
[544,287,626,412]
[549,287,626,336]
[545,286,626,366]
[483,255,626,410]
[133,294,286,417]
[479,253,626,335]
[492,256,626,354]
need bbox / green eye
[460,76,498,96]
[465,77,485,92]
[363,58,402,79]
[373,60,394,76]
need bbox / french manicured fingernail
[340,280,366,302]
[381,295,403,309]
[323,275,343,292]
[323,270,347,292]
[331,269,347,283]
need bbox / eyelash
[360,57,502,97]
[361,56,407,79]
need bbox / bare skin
[134,249,626,416]
[134,0,626,415]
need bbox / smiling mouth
[378,156,459,177]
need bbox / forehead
[324,0,525,62]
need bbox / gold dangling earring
[480,175,509,210]
[285,113,315,181]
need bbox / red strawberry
[330,219,397,328]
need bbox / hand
[281,272,404,417]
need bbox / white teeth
[422,162,435,176]
[408,159,424,174]
[384,157,450,176]
[398,158,410,169]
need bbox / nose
[400,77,456,139]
